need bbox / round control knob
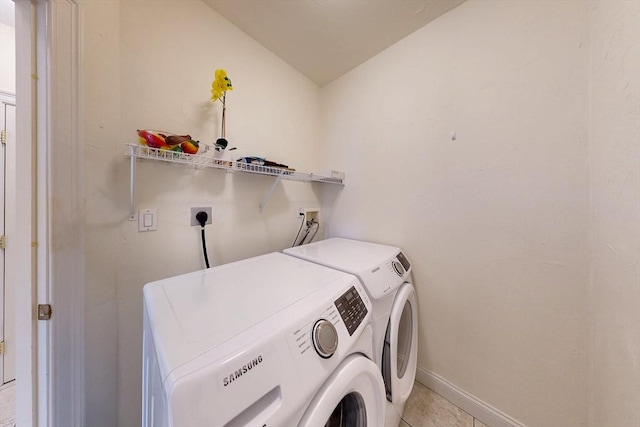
[312,319,338,358]
[392,260,405,276]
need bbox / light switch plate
[138,208,157,232]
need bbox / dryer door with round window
[381,283,418,404]
[298,354,386,427]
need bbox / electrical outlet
[298,208,320,223]
[191,207,212,226]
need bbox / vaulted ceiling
[203,0,466,86]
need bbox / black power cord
[292,213,306,247]
[196,211,210,268]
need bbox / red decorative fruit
[137,129,166,149]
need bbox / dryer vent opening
[324,392,367,427]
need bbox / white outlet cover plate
[138,208,157,232]
[191,207,213,226]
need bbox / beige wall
[82,1,323,425]
[589,0,640,425]
[79,0,640,426]
[321,1,591,425]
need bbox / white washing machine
[284,238,418,427]
[142,252,386,427]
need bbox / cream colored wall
[320,1,590,425]
[589,0,640,425]
[82,1,323,425]
[79,0,640,425]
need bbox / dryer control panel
[335,286,368,336]
[288,281,371,361]
[391,252,411,277]
[396,251,411,271]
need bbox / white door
[0,95,15,385]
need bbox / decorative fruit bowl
[137,129,201,154]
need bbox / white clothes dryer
[142,252,386,427]
[285,238,418,427]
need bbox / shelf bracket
[129,147,137,220]
[259,173,284,213]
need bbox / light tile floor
[401,381,489,427]
[0,378,486,427]
[0,381,16,427]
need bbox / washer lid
[285,238,410,299]
[143,252,350,376]
[285,238,400,273]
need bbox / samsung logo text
[223,355,263,387]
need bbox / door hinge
[0,130,6,145]
[38,304,52,320]
[0,235,5,249]
[0,341,4,355]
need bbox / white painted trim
[42,0,85,426]
[13,0,36,425]
[36,1,51,425]
[0,92,16,385]
[415,366,526,427]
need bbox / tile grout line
[402,383,489,427]
[401,415,414,427]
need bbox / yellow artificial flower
[211,69,233,102]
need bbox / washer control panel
[392,260,404,276]
[396,251,411,271]
[288,281,371,361]
[335,286,368,336]
[312,319,339,358]
[291,303,338,357]
[389,251,411,278]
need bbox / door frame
[42,1,85,425]
[0,91,16,386]
[13,1,37,424]
[14,0,85,425]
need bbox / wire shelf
[232,161,343,184]
[126,143,233,169]
[125,143,344,216]
[125,144,344,184]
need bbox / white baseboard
[415,367,526,427]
